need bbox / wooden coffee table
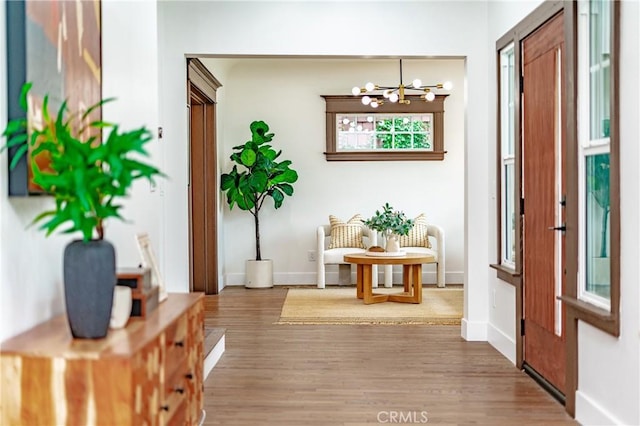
[343,253,436,304]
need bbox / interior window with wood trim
[322,95,447,161]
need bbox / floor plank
[203,286,576,425]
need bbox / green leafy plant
[220,121,298,261]
[363,203,414,236]
[1,82,164,241]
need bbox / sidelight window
[577,0,614,309]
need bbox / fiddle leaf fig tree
[220,121,298,261]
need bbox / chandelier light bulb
[389,93,399,103]
[342,118,350,125]
[365,82,375,92]
[443,81,453,90]
[412,78,422,88]
[425,91,436,101]
[371,100,379,108]
[362,96,371,105]
[383,89,392,98]
[352,86,361,96]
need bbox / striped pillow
[399,214,431,248]
[328,214,366,249]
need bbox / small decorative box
[131,285,160,318]
[116,267,151,293]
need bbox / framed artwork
[5,0,102,195]
[136,233,168,303]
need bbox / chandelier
[351,59,452,108]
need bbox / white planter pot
[245,259,273,289]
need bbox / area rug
[276,286,463,325]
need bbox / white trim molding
[487,323,516,364]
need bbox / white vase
[110,286,132,329]
[385,232,401,253]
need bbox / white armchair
[316,224,378,289]
[383,224,446,288]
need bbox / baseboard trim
[575,390,624,426]
[222,271,464,287]
[461,318,488,341]
[204,334,225,380]
[487,322,516,364]
[523,362,565,405]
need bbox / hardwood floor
[203,286,576,425]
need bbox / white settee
[316,224,378,289]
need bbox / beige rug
[276,286,463,325]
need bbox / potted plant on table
[220,121,298,288]
[2,83,164,338]
[364,203,414,252]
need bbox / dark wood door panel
[522,10,566,394]
[523,48,557,331]
[190,103,207,291]
[189,86,219,295]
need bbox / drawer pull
[174,340,184,347]
[161,405,170,412]
[185,373,194,380]
[175,387,185,394]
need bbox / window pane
[585,153,610,299]
[504,163,516,264]
[589,0,611,140]
[336,113,432,151]
[500,45,516,156]
[337,115,375,150]
[499,43,516,268]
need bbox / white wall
[203,57,465,287]
[101,0,164,271]
[158,0,491,340]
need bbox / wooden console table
[0,293,204,426]
[344,253,435,304]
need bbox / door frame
[187,58,222,294]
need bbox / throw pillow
[399,214,431,248]
[328,214,366,249]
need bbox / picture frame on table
[136,233,168,303]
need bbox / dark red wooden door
[522,11,566,393]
